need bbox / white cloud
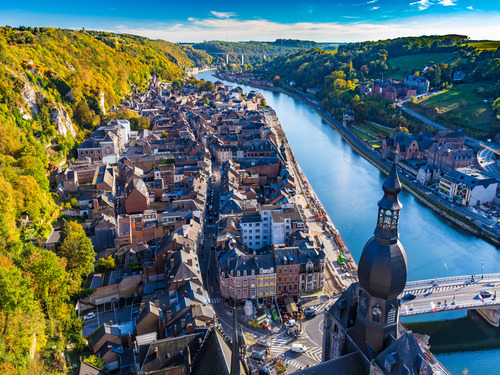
[438,0,456,5]
[210,11,236,19]
[410,0,432,11]
[111,14,500,43]
[367,0,378,3]
[371,6,380,10]
[467,5,473,10]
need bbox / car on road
[401,293,416,301]
[257,339,271,348]
[480,290,492,298]
[305,312,316,320]
[284,319,296,328]
[304,306,317,314]
[83,312,96,321]
[291,343,307,353]
[251,352,265,362]
[257,366,271,375]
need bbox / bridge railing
[405,273,500,288]
[400,299,500,316]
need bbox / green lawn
[356,124,384,138]
[351,127,375,141]
[407,82,498,138]
[467,41,500,51]
[363,122,394,137]
[386,52,456,80]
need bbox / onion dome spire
[358,162,407,300]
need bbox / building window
[265,286,269,294]
[294,275,298,282]
[294,284,298,291]
[259,287,263,294]
[289,284,292,292]
[278,276,281,283]
[372,305,382,323]
[243,289,248,298]
[243,279,247,286]
[251,289,256,298]
[278,285,281,292]
[270,285,274,293]
[237,280,241,287]
[295,267,298,273]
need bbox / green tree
[73,100,94,129]
[23,250,75,319]
[95,255,115,273]
[84,355,105,370]
[58,221,95,283]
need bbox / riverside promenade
[264,109,357,295]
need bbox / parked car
[257,339,271,348]
[284,319,296,328]
[83,312,96,321]
[257,366,271,375]
[251,352,265,362]
[480,290,492,298]
[304,306,317,314]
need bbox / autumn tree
[57,221,95,283]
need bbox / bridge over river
[399,273,500,327]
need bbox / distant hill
[186,39,339,64]
[255,34,500,138]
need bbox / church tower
[356,163,408,356]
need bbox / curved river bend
[197,71,500,374]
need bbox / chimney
[154,300,160,308]
[154,346,159,358]
[170,258,175,270]
[108,320,113,325]
[181,318,186,328]
[187,323,194,333]
[167,310,172,321]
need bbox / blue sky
[1,0,499,42]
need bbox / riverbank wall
[215,74,500,248]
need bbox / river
[197,71,500,374]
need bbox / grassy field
[467,41,500,51]
[407,82,498,138]
[351,127,375,141]
[363,122,394,137]
[386,52,456,80]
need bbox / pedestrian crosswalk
[404,284,460,296]
[210,297,222,304]
[305,346,322,362]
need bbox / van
[291,343,307,353]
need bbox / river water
[197,71,500,374]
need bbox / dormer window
[251,269,255,275]
[237,271,240,277]
[243,270,247,276]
